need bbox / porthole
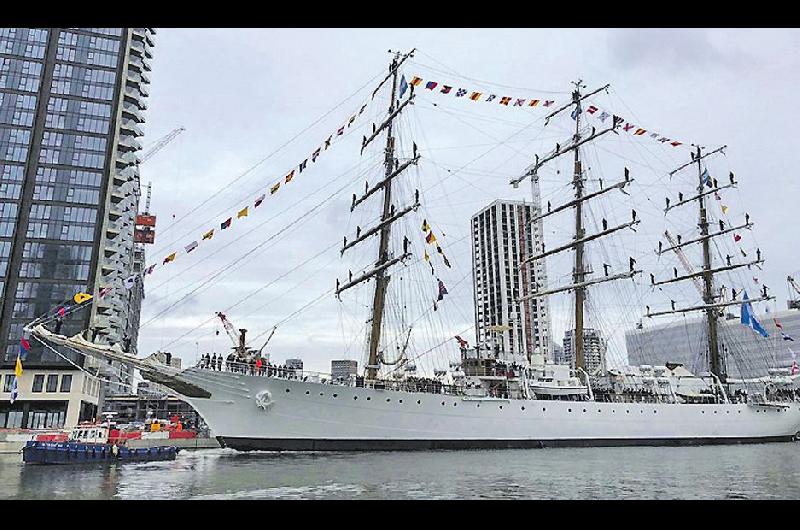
[521,406,525,411]
[366,396,371,401]
[612,410,615,414]
[399,399,403,403]
[320,393,324,396]
[333,394,338,398]
[653,410,657,414]
[702,410,705,414]
[441,401,445,406]
[726,411,729,414]
[626,410,630,414]
[477,403,480,408]
[499,405,503,410]
[713,410,717,414]
[285,388,290,393]
[542,407,546,412]
[453,402,457,406]
[582,409,587,413]
[568,408,572,413]
[386,398,390,403]
[417,400,421,405]
[598,409,602,413]
[353,396,358,400]
[305,391,310,395]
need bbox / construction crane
[139,127,185,165]
[788,276,800,310]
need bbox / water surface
[1,444,798,499]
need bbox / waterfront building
[331,359,357,381]
[560,328,607,375]
[0,28,155,428]
[471,199,551,362]
[626,307,800,379]
[285,358,303,371]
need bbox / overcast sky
[137,28,800,374]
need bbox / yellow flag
[238,206,248,219]
[721,205,729,215]
[285,170,295,184]
[424,250,430,262]
[270,182,280,195]
[14,353,22,378]
[421,220,430,232]
[202,229,214,240]
[163,252,177,264]
[73,292,93,304]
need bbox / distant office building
[285,358,303,371]
[552,341,563,363]
[560,328,607,374]
[471,199,551,362]
[626,307,800,379]
[0,28,155,428]
[331,359,357,381]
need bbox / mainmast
[571,82,587,370]
[336,49,419,380]
[648,145,773,382]
[511,80,640,373]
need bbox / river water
[1,444,798,499]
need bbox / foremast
[511,80,639,373]
[647,145,774,382]
[336,49,418,381]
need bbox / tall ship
[25,49,800,450]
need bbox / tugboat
[22,422,179,465]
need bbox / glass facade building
[0,28,154,428]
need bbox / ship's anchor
[255,390,274,411]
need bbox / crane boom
[139,127,185,164]
[664,230,705,298]
[789,276,800,297]
[789,276,800,310]
[216,311,240,349]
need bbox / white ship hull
[177,368,800,451]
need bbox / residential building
[471,199,551,362]
[560,328,607,374]
[0,28,155,428]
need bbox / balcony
[123,88,147,109]
[116,151,140,167]
[122,102,145,123]
[118,134,143,152]
[120,119,144,137]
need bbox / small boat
[22,423,179,465]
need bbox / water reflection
[0,444,799,499]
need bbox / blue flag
[701,168,712,188]
[398,75,409,99]
[740,292,768,338]
[782,332,795,342]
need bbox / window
[60,374,72,392]
[32,374,44,392]
[46,374,58,392]
[3,374,13,392]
